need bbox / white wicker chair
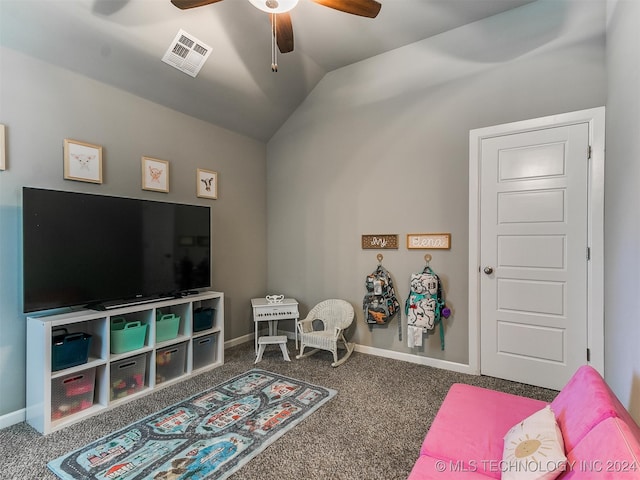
[296,299,355,367]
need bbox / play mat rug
[48,369,336,480]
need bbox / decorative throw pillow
[502,405,567,480]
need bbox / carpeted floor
[0,341,558,479]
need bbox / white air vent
[162,29,212,77]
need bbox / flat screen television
[23,187,211,313]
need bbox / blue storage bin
[52,328,92,371]
[193,308,214,332]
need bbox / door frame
[468,107,605,379]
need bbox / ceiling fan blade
[271,13,294,54]
[170,0,224,10]
[311,0,381,18]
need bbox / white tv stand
[26,291,224,435]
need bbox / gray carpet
[0,341,557,479]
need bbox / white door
[479,123,590,390]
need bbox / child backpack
[405,265,446,350]
[363,263,402,339]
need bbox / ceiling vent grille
[162,29,212,77]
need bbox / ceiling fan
[170,0,382,71]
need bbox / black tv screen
[23,187,211,313]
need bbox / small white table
[251,298,300,358]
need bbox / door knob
[483,266,494,275]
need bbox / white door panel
[497,322,565,362]
[498,142,566,180]
[479,123,589,390]
[497,279,565,315]
[498,235,565,269]
[498,189,566,223]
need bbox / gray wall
[4,0,639,424]
[0,48,267,417]
[267,1,606,365]
[604,0,640,421]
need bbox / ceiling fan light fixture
[248,0,299,13]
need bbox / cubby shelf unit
[26,291,224,434]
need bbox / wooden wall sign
[407,233,451,250]
[361,234,399,249]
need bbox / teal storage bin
[155,313,180,343]
[110,318,147,354]
[51,328,92,371]
[193,307,214,332]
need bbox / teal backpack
[405,266,446,350]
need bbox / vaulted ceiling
[0,0,536,141]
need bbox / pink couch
[408,366,640,479]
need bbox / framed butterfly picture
[63,139,103,183]
[196,168,218,199]
[142,156,169,193]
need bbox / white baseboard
[0,408,25,430]
[224,332,254,349]
[354,344,476,375]
[262,331,474,374]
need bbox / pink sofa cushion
[420,383,546,479]
[408,455,493,480]
[551,365,640,453]
[558,417,640,479]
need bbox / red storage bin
[51,368,96,420]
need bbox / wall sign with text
[361,234,399,249]
[407,233,451,250]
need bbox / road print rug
[48,369,336,480]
